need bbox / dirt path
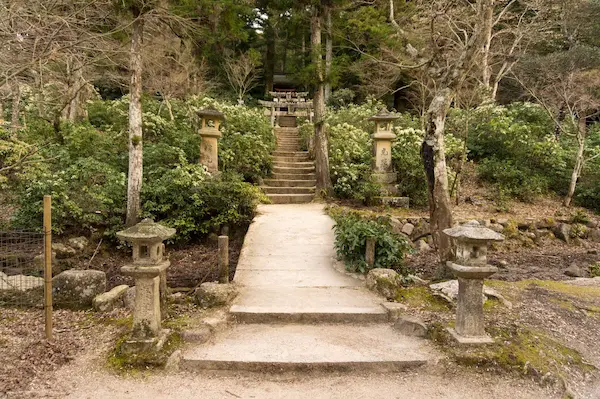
[33,356,558,399]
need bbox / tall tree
[311,1,333,195]
[126,5,146,227]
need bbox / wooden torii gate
[259,92,314,127]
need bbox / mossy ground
[397,279,599,390]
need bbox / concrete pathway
[182,204,434,372]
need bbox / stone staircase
[180,204,435,373]
[262,126,315,204]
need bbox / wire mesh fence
[0,230,45,307]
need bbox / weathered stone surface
[195,282,238,308]
[123,286,136,310]
[564,263,586,278]
[0,273,44,291]
[377,196,409,208]
[430,280,511,308]
[565,277,600,287]
[496,218,509,227]
[365,268,401,300]
[553,223,571,243]
[415,240,431,253]
[381,302,407,321]
[68,236,89,251]
[53,269,106,308]
[411,220,430,241]
[390,217,403,235]
[181,325,213,343]
[393,317,427,337]
[443,220,504,241]
[589,229,600,243]
[587,220,599,229]
[489,223,504,233]
[401,223,415,236]
[93,284,129,312]
[52,243,77,259]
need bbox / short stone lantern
[443,221,504,344]
[197,107,225,174]
[117,219,176,353]
[368,109,409,208]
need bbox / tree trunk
[324,7,333,104]
[68,59,85,122]
[10,82,20,133]
[264,20,275,95]
[126,15,145,227]
[481,0,494,99]
[564,117,586,207]
[311,4,333,195]
[422,88,454,273]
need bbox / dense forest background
[1,0,600,242]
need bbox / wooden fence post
[366,237,375,268]
[43,195,52,340]
[218,236,229,284]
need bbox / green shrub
[478,158,550,202]
[329,208,412,273]
[11,158,126,235]
[142,168,265,242]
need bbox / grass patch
[394,286,451,312]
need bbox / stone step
[273,151,309,157]
[272,172,316,180]
[273,166,315,174]
[273,156,310,163]
[180,324,431,373]
[261,186,316,195]
[277,140,301,145]
[267,193,314,204]
[272,161,314,168]
[263,179,317,188]
[229,286,388,323]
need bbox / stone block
[365,268,401,300]
[68,236,89,251]
[52,243,77,259]
[53,269,106,308]
[401,223,415,236]
[553,223,571,243]
[93,284,129,312]
[381,302,408,321]
[123,286,136,310]
[394,317,427,337]
[194,282,238,308]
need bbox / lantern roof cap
[368,108,400,122]
[196,107,225,120]
[117,218,176,242]
[443,220,504,241]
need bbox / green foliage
[589,263,600,277]
[329,207,412,274]
[142,168,265,242]
[478,158,550,203]
[7,96,271,241]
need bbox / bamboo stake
[43,195,52,340]
[218,236,229,284]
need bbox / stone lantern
[197,108,225,174]
[117,219,176,352]
[443,221,504,344]
[367,109,409,208]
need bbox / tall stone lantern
[367,109,409,207]
[117,219,176,352]
[197,108,225,174]
[443,221,504,344]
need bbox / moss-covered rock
[366,268,402,300]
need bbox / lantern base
[446,327,494,345]
[120,328,171,355]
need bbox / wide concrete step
[263,179,316,188]
[181,324,431,373]
[230,286,387,323]
[273,151,309,157]
[272,172,316,180]
[274,127,299,133]
[261,186,315,195]
[273,161,314,168]
[273,166,315,174]
[267,193,314,204]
